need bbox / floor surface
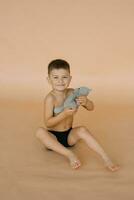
[0,99,134,200]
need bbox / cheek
[66,78,71,83]
[66,81,70,85]
[51,79,57,83]
[50,80,56,86]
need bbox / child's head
[48,59,70,75]
[47,59,72,91]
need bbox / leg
[68,126,120,172]
[35,127,81,169]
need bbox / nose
[58,78,63,83]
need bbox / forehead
[50,69,70,76]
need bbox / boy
[36,59,119,171]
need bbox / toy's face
[48,69,72,91]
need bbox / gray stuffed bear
[54,86,92,114]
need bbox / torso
[49,88,74,131]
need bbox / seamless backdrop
[0,1,134,200]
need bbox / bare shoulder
[44,92,55,104]
[44,92,55,121]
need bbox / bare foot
[68,152,81,169]
[106,164,120,172]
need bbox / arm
[83,98,94,111]
[44,94,76,128]
[76,96,94,111]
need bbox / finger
[69,108,76,111]
[78,95,85,98]
[78,99,84,103]
[77,98,85,102]
[79,97,86,100]
[76,99,80,103]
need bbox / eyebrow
[51,74,69,77]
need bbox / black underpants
[48,127,74,147]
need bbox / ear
[46,76,50,84]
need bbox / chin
[55,86,67,91]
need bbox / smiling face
[48,68,72,92]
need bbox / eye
[63,76,68,79]
[53,76,58,79]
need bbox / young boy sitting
[36,59,120,171]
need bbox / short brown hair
[48,59,70,74]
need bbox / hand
[63,107,77,117]
[75,96,88,106]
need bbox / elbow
[89,106,94,111]
[45,123,53,129]
[91,103,95,110]
[89,102,95,111]
[45,120,54,129]
[45,120,51,128]
[91,104,95,111]
[91,107,94,111]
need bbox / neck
[52,89,67,97]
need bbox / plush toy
[54,86,92,114]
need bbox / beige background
[0,0,134,200]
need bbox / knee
[79,126,88,133]
[76,126,89,138]
[35,127,46,139]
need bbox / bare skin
[36,68,120,171]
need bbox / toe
[106,165,120,172]
[72,161,81,169]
